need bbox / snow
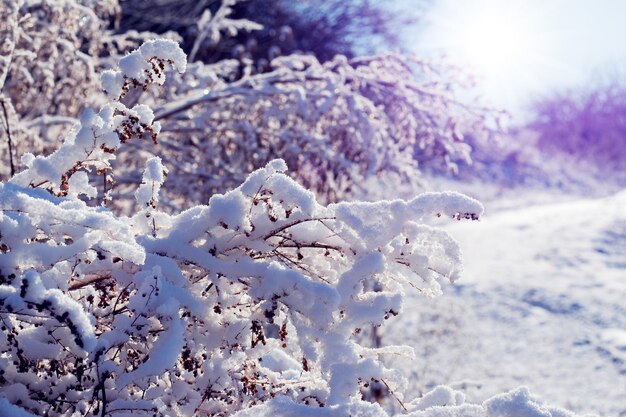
[0,398,39,417]
[100,69,124,100]
[67,171,97,199]
[384,187,626,416]
[332,191,483,251]
[407,385,465,410]
[483,387,576,417]
[230,396,387,417]
[120,40,185,81]
[116,315,185,388]
[134,104,156,125]
[102,39,186,100]
[260,348,302,373]
[135,38,187,74]
[207,190,250,231]
[227,385,583,417]
[328,358,383,405]
[135,156,167,208]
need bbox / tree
[0,0,153,182]
[119,50,498,208]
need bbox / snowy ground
[385,187,626,416]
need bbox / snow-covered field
[386,188,626,416]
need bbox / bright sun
[417,0,556,109]
[459,7,536,77]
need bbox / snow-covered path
[387,190,626,416]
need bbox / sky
[405,0,626,115]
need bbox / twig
[69,274,112,291]
[95,362,108,417]
[262,216,336,240]
[381,377,408,413]
[0,99,15,176]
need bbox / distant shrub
[530,82,626,174]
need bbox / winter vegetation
[0,1,623,416]
[0,0,503,207]
[529,81,626,179]
[118,0,418,63]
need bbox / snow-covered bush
[0,38,486,416]
[113,51,500,207]
[0,0,501,207]
[0,26,588,417]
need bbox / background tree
[118,0,421,65]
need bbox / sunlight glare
[459,7,535,78]
[417,0,560,110]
